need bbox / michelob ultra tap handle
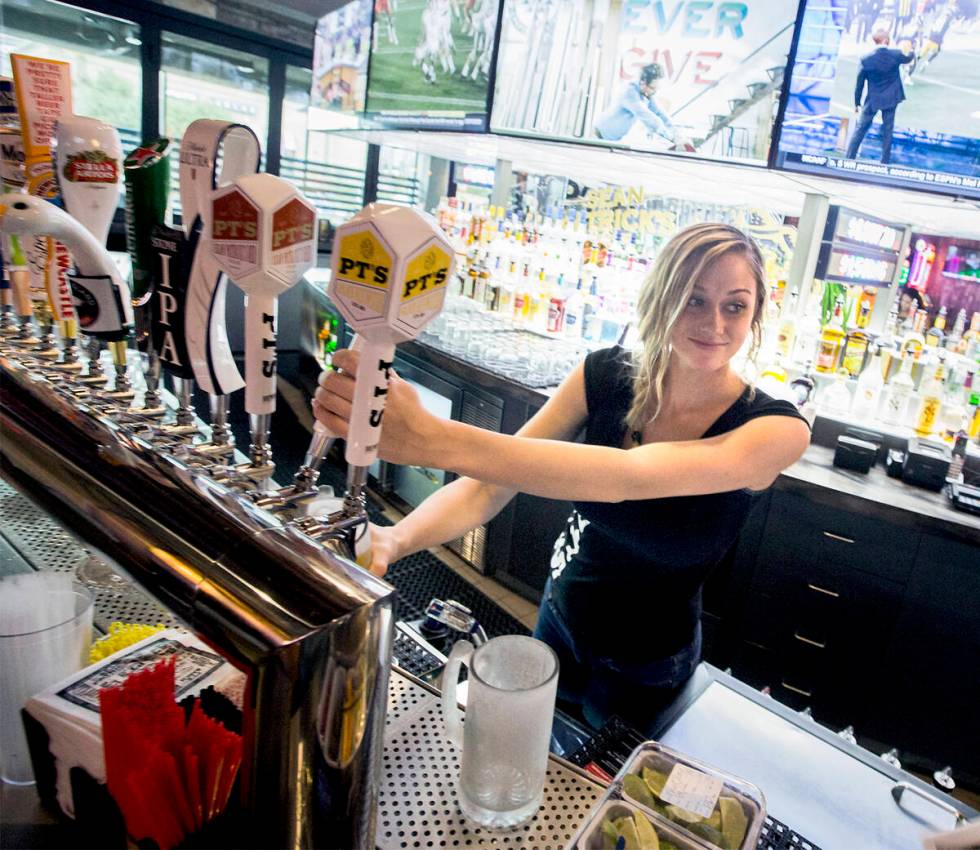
[0,193,134,338]
[328,204,454,468]
[179,120,260,397]
[209,172,317,416]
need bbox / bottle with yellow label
[841,323,870,377]
[816,296,846,374]
[775,292,797,360]
[913,363,945,436]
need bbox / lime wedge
[642,767,668,798]
[633,810,661,850]
[720,797,748,849]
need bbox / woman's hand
[364,522,401,578]
[312,347,445,467]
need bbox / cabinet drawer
[759,491,919,584]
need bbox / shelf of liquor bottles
[435,195,980,452]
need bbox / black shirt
[549,346,808,662]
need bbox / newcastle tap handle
[0,194,133,340]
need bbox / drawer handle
[807,582,840,598]
[781,681,813,698]
[794,632,826,649]
[822,531,855,544]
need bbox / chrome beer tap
[0,195,135,407]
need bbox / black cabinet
[728,486,980,778]
[871,534,980,773]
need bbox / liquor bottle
[913,362,945,436]
[820,368,853,415]
[852,344,884,418]
[947,308,967,351]
[582,278,601,342]
[498,260,516,318]
[793,305,822,366]
[563,279,584,339]
[901,308,926,358]
[924,307,947,347]
[512,264,529,330]
[484,256,501,312]
[775,292,797,360]
[879,354,916,425]
[841,322,871,377]
[967,392,980,441]
[856,288,875,328]
[547,286,566,335]
[789,360,817,407]
[816,296,846,374]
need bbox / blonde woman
[314,223,810,731]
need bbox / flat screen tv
[364,0,503,130]
[490,0,797,164]
[771,0,980,199]
[312,0,373,113]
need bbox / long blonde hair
[625,223,767,434]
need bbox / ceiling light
[125,35,142,46]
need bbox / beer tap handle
[0,194,134,335]
[209,172,316,478]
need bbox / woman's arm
[426,414,810,501]
[314,357,590,566]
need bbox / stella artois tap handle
[55,115,129,394]
[209,172,317,476]
[179,120,260,456]
[123,137,171,418]
[321,204,453,566]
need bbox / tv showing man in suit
[846,28,914,163]
[772,0,980,199]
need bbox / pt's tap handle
[0,194,133,340]
[328,203,454,470]
[210,172,317,416]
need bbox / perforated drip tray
[0,480,180,633]
[381,672,604,850]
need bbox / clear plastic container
[617,742,765,850]
[570,798,705,850]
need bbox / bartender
[314,223,811,732]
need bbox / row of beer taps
[1,104,455,568]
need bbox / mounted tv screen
[364,0,502,130]
[772,0,980,199]
[490,0,797,164]
[312,0,373,113]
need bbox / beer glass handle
[441,639,474,750]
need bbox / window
[1,0,141,150]
[160,32,269,146]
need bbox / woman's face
[669,252,758,373]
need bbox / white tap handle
[244,291,277,416]
[345,338,395,467]
[0,193,134,332]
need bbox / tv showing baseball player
[312,0,373,113]
[772,0,980,199]
[364,0,503,130]
[490,0,797,163]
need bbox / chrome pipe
[0,354,394,850]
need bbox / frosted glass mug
[441,635,559,828]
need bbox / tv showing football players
[773,0,980,199]
[490,0,797,163]
[365,0,502,130]
[312,0,373,113]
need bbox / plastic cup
[0,581,93,784]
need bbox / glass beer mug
[441,635,559,828]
